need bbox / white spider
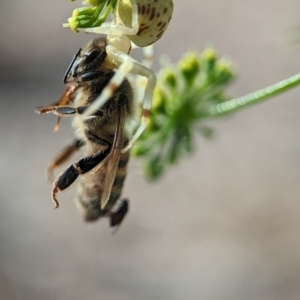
[75,0,174,152]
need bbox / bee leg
[109,199,129,233]
[35,106,103,117]
[36,84,77,131]
[47,139,85,181]
[51,146,111,209]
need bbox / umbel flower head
[132,49,235,180]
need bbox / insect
[70,0,174,152]
[36,0,173,228]
[36,37,135,228]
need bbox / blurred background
[1,1,300,299]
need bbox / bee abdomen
[76,150,130,222]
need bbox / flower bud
[152,87,167,114]
[214,59,235,84]
[144,156,164,181]
[201,48,217,75]
[179,52,200,85]
[164,68,177,88]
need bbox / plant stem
[95,1,113,25]
[202,72,300,117]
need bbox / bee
[36,37,135,229]
[71,0,174,152]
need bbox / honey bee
[36,37,135,228]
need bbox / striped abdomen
[76,150,130,222]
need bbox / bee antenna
[63,48,82,84]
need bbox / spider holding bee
[36,0,173,229]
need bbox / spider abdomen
[116,0,174,47]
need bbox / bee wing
[100,106,126,209]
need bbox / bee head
[64,38,107,83]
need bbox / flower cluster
[132,49,235,180]
[64,0,117,31]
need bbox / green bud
[131,143,151,157]
[67,7,97,31]
[201,48,217,74]
[147,115,160,132]
[152,87,167,114]
[164,68,177,88]
[214,59,235,84]
[64,1,114,31]
[167,141,179,164]
[75,7,96,16]
[68,16,80,32]
[179,52,200,85]
[144,156,164,181]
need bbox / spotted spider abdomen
[116,0,174,47]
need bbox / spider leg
[121,55,156,153]
[83,47,134,117]
[142,45,154,69]
[77,22,112,35]
[110,0,139,36]
[134,44,154,108]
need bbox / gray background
[1,1,300,299]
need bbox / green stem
[202,72,300,117]
[94,1,113,26]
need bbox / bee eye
[84,50,101,64]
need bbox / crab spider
[77,0,174,152]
